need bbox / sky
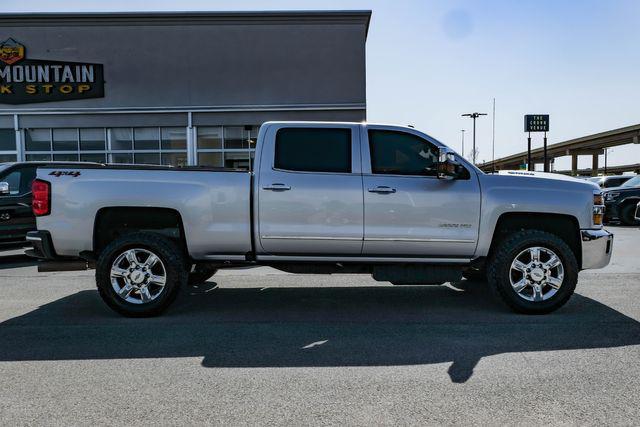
[3,0,640,171]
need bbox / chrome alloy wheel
[110,248,167,304]
[509,246,564,302]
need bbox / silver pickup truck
[27,121,613,317]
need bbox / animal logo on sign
[0,38,25,65]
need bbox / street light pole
[461,129,465,157]
[462,112,487,165]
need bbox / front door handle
[368,186,396,194]
[263,183,291,191]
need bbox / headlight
[604,192,620,202]
[593,194,604,226]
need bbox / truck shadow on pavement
[1,282,639,383]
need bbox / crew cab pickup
[27,122,613,316]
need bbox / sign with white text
[0,38,104,104]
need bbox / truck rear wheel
[96,232,187,317]
[487,230,578,314]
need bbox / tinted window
[275,128,351,173]
[1,167,35,195]
[369,130,438,176]
[3,169,21,195]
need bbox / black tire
[188,264,218,286]
[618,203,639,226]
[487,230,578,314]
[96,232,187,317]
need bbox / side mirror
[0,182,9,196]
[437,148,460,180]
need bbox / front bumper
[581,229,613,270]
[604,202,619,221]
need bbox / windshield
[621,176,640,188]
[587,177,601,183]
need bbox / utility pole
[492,98,496,172]
[461,129,465,157]
[462,112,487,165]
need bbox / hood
[602,185,640,193]
[496,170,601,191]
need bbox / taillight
[32,179,51,216]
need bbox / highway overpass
[478,123,640,176]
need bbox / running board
[37,260,88,272]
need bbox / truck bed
[36,166,253,259]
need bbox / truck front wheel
[96,232,187,317]
[487,230,578,314]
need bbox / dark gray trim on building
[0,10,370,167]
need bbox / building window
[197,125,258,169]
[197,127,222,149]
[161,127,187,150]
[0,129,15,151]
[54,153,79,161]
[110,128,133,151]
[25,129,51,151]
[111,153,133,164]
[80,128,106,151]
[0,129,17,162]
[53,129,79,151]
[134,127,159,151]
[18,124,258,168]
[197,152,223,167]
[25,154,52,161]
[80,153,107,163]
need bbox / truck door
[361,127,480,257]
[257,124,363,255]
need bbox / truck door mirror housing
[437,148,460,180]
[0,182,9,196]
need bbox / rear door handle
[262,183,291,191]
[368,186,396,194]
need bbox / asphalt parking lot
[0,226,638,425]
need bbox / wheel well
[93,207,186,256]
[620,197,640,209]
[489,213,581,266]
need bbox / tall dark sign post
[524,114,550,171]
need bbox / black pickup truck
[603,175,640,225]
[0,162,98,246]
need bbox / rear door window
[274,128,352,173]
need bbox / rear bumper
[26,230,88,271]
[25,230,57,259]
[581,229,613,270]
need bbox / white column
[14,114,23,161]
[186,111,196,165]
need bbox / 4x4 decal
[49,171,81,177]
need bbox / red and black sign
[0,38,105,105]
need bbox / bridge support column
[591,153,599,176]
[571,154,578,176]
